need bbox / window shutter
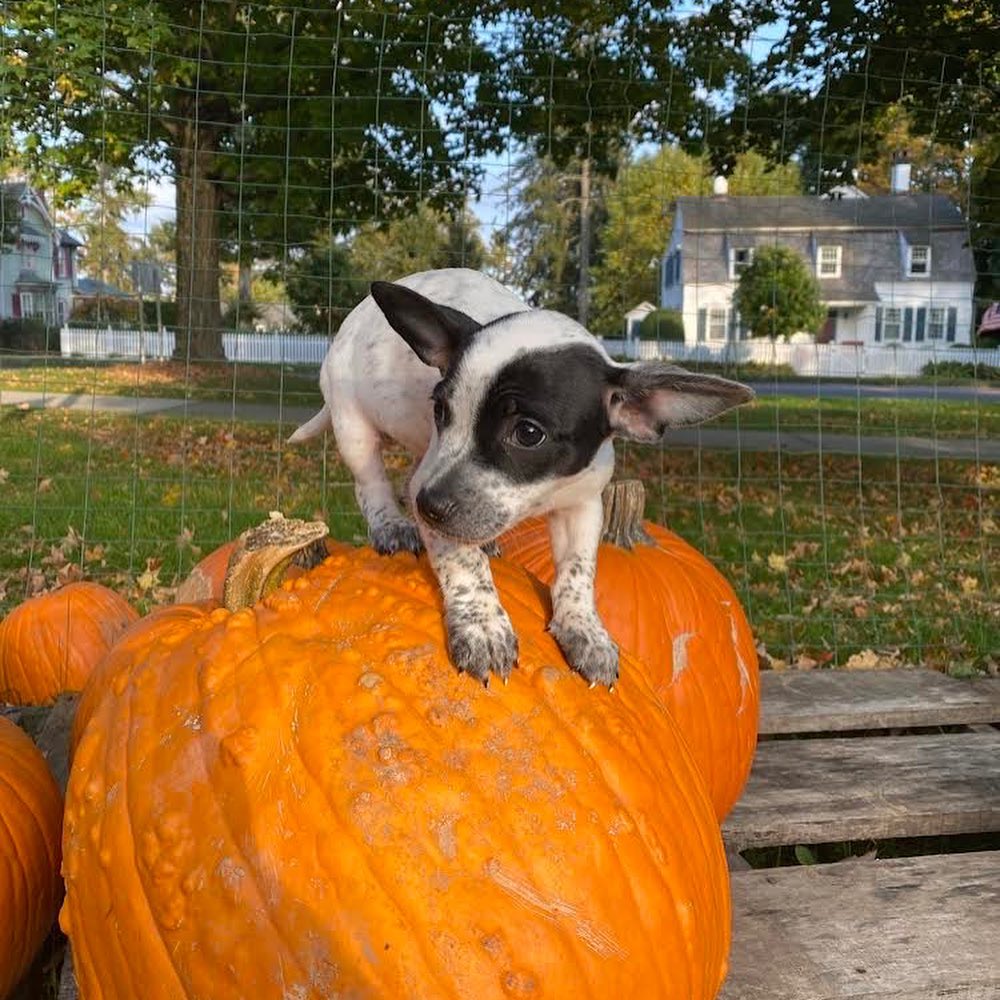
[697,308,707,342]
[874,306,882,342]
[915,307,926,342]
[946,307,957,342]
[902,308,913,342]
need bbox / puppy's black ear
[605,362,754,442]
[370,281,482,371]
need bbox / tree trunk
[576,155,592,329]
[174,121,225,361]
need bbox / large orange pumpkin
[500,480,759,820]
[0,716,64,999]
[62,543,731,999]
[0,582,139,705]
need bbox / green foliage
[589,148,801,333]
[0,188,20,249]
[590,147,706,332]
[280,236,362,337]
[733,246,826,339]
[492,155,604,318]
[639,309,685,341]
[921,361,1000,382]
[0,318,60,352]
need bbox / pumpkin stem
[222,513,330,611]
[601,480,654,550]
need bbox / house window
[817,245,842,278]
[20,292,35,317]
[708,307,727,341]
[883,307,902,341]
[730,247,754,279]
[908,245,931,276]
[928,307,946,339]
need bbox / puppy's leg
[331,403,422,555]
[421,528,518,686]
[546,496,619,688]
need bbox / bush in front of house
[733,245,825,339]
[639,308,685,341]
[921,360,1000,382]
[0,318,60,353]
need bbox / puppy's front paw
[549,617,619,689]
[446,610,519,687]
[370,519,424,556]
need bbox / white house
[1,181,82,326]
[660,172,976,348]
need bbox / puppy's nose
[416,488,457,526]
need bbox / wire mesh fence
[0,1,997,673]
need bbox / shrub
[0,318,60,353]
[733,245,825,339]
[921,360,1000,382]
[639,308,685,341]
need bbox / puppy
[290,268,753,688]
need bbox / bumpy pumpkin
[0,716,64,999]
[0,582,139,704]
[500,480,759,820]
[63,540,731,999]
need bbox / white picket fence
[600,338,1000,378]
[60,326,999,379]
[59,326,330,366]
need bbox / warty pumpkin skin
[0,582,139,705]
[500,481,759,821]
[62,547,731,1000]
[0,716,64,1000]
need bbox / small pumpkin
[63,533,731,999]
[0,582,139,705]
[500,480,759,820]
[0,716,64,999]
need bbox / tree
[2,2,501,359]
[733,245,826,339]
[0,186,19,250]
[589,146,706,333]
[281,235,362,337]
[485,1,754,327]
[491,154,608,318]
[589,148,802,334]
[64,168,149,293]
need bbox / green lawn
[1,407,996,673]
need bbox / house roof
[75,277,132,299]
[58,228,84,247]
[675,194,965,232]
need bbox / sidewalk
[2,389,998,462]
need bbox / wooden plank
[723,731,1000,850]
[760,669,1000,735]
[721,851,1000,1000]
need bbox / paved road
[2,389,998,461]
[745,381,1000,402]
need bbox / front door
[818,309,837,344]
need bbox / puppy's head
[370,280,754,543]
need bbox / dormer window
[730,247,754,279]
[817,245,842,278]
[908,245,931,276]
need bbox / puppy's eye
[510,418,546,448]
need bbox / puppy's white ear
[606,362,754,442]
[370,281,481,371]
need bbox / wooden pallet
[721,669,1000,1000]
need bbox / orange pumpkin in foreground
[0,716,64,999]
[0,581,139,705]
[63,544,731,1000]
[500,480,759,820]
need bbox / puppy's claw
[549,617,620,690]
[369,520,424,557]
[446,610,518,687]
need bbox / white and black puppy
[290,268,753,688]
